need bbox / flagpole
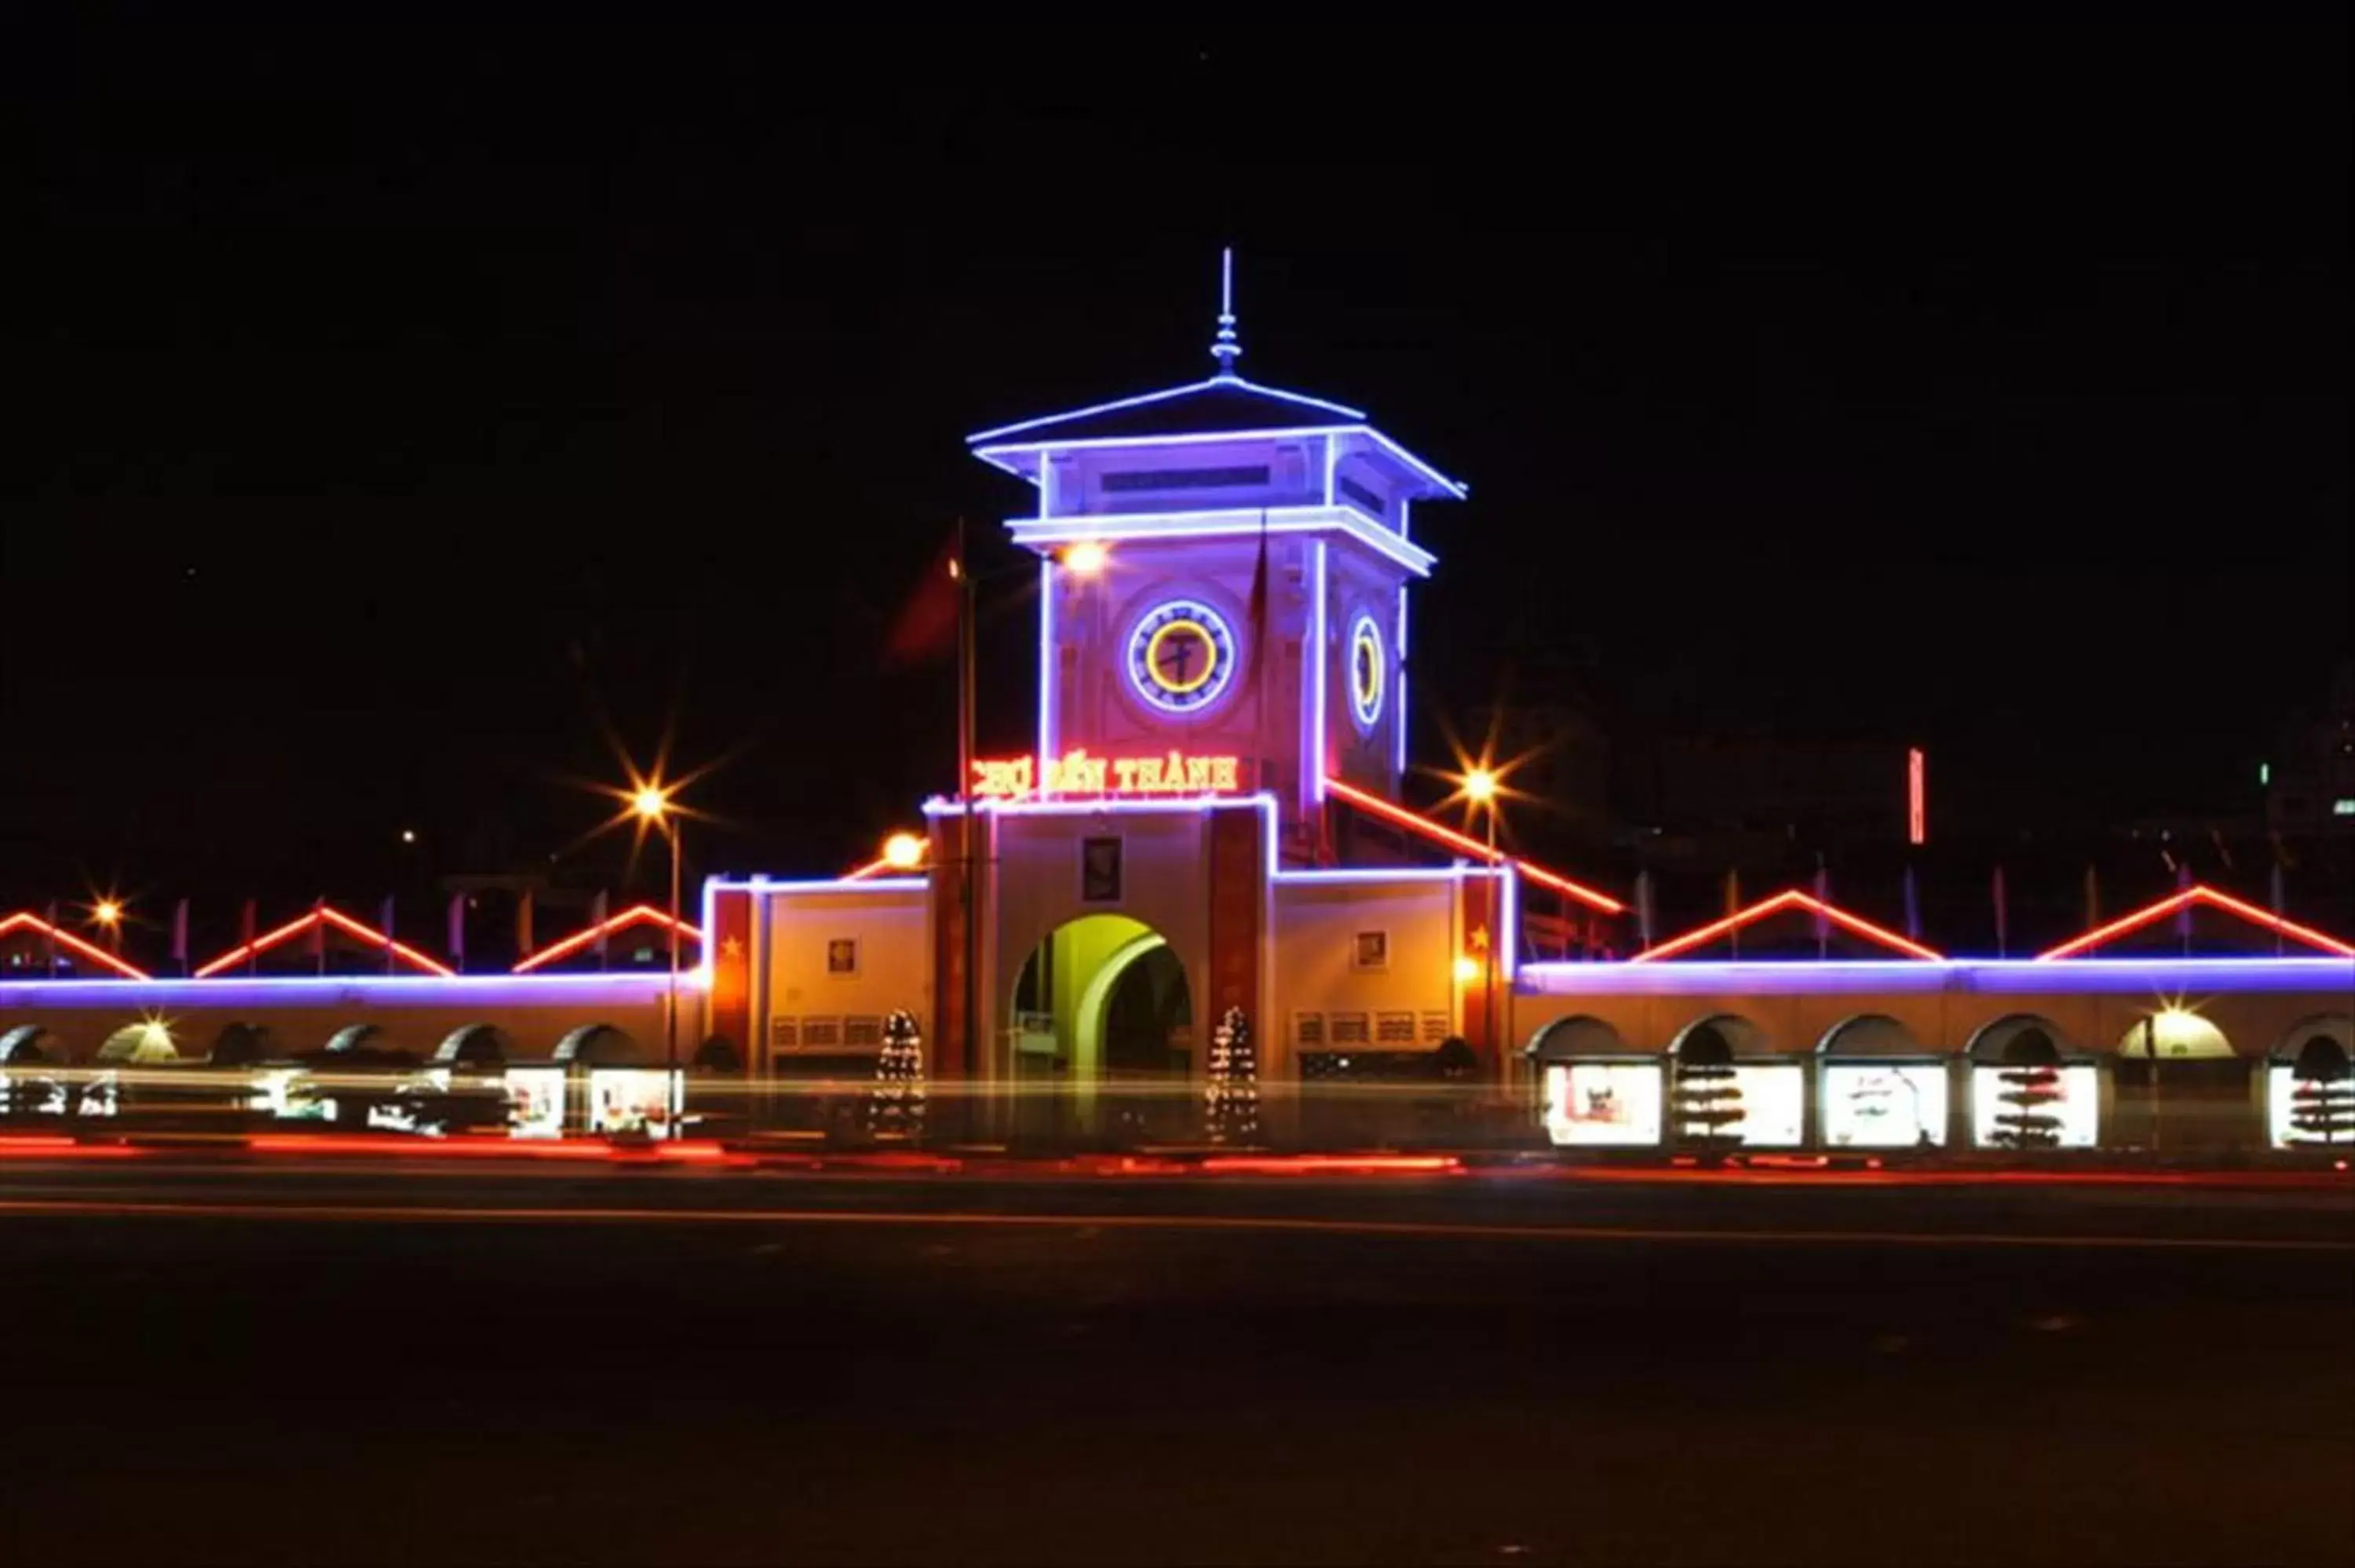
[956,517,981,1124]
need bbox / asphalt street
[2,1161,2349,1566]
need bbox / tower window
[1101,465,1270,494]
[1337,476,1386,517]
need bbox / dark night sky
[9,22,2349,926]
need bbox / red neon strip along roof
[192,906,457,979]
[2035,884,2355,961]
[0,910,152,980]
[510,904,705,974]
[1322,778,1626,913]
[1632,888,1944,963]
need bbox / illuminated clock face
[1349,614,1386,730]
[1126,598,1238,713]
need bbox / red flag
[447,894,467,970]
[170,899,190,967]
[515,892,535,959]
[885,527,963,665]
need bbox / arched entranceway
[1010,913,1193,1142]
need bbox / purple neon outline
[1310,541,1329,803]
[1393,583,1410,776]
[966,377,1370,445]
[1038,557,1057,766]
[0,970,699,1008]
[1274,866,1469,885]
[1008,507,1436,578]
[922,792,1283,882]
[973,422,1466,501]
[1513,956,2355,997]
[1502,864,1520,983]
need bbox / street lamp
[1060,540,1111,578]
[882,830,926,870]
[92,899,123,956]
[1455,766,1504,1057]
[633,782,683,1118]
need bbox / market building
[4,260,2352,1153]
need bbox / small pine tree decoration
[1204,1005,1261,1146]
[1671,1024,1744,1154]
[867,1009,927,1140]
[1992,1029,2064,1150]
[2287,1036,2354,1146]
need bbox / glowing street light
[1462,767,1499,807]
[91,898,125,957]
[882,830,926,870]
[1061,541,1111,578]
[632,785,673,822]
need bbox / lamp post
[633,784,681,1126]
[1462,768,1501,1057]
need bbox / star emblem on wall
[721,935,743,959]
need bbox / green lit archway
[1010,913,1193,1136]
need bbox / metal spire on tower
[1210,246,1241,377]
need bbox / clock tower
[967,253,1466,863]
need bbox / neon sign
[971,749,1243,800]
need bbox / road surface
[2,1159,2349,1565]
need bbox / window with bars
[1292,1012,1325,1048]
[844,1016,884,1048]
[1376,1011,1418,1045]
[800,1017,842,1048]
[1328,1012,1371,1045]
[771,1017,799,1049]
[1421,1012,1452,1044]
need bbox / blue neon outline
[1274,866,1469,886]
[1502,865,1520,983]
[1393,583,1410,776]
[1009,508,1436,579]
[703,877,928,895]
[966,377,1371,446]
[1038,558,1057,765]
[925,792,1283,884]
[1513,956,2355,997]
[973,421,1465,501]
[1311,541,1329,803]
[1124,596,1240,716]
[0,971,699,1007]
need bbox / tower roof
[966,252,1466,501]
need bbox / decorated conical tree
[1671,1023,1744,1154]
[1992,1029,2064,1150]
[1204,1005,1260,1146]
[2287,1035,2354,1146]
[867,1009,927,1140]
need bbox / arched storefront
[1963,1015,2101,1150]
[2264,1014,2355,1150]
[1816,1014,1951,1150]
